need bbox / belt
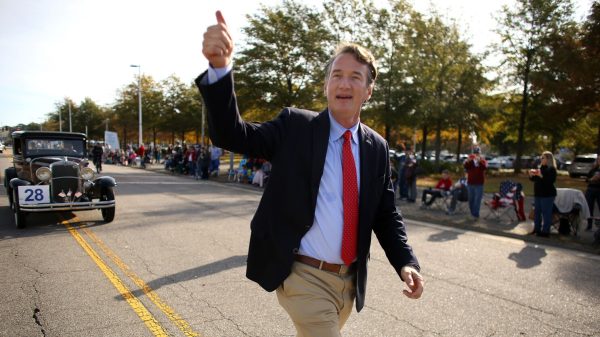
[294,254,354,274]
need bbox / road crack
[32,308,46,337]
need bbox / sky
[0,0,594,127]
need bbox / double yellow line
[62,217,200,337]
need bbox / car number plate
[18,185,51,204]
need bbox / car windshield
[25,139,84,157]
[574,157,596,163]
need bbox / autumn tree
[495,0,576,172]
[235,0,333,121]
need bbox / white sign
[104,131,120,150]
[18,185,50,204]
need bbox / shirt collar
[328,110,359,144]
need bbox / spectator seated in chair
[446,177,469,215]
[420,170,452,208]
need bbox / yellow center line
[76,221,200,337]
[61,219,169,337]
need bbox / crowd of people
[91,138,598,238]
[88,141,273,187]
[392,145,599,240]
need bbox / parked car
[568,153,598,178]
[487,156,514,169]
[3,131,117,228]
[0,141,5,153]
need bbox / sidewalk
[140,162,600,255]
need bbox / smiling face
[324,52,374,128]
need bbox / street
[1,155,599,337]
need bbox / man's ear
[364,84,374,102]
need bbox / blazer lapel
[358,124,375,243]
[310,110,330,204]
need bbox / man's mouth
[336,95,353,100]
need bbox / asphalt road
[1,154,599,337]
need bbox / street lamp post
[130,65,142,146]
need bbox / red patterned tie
[341,130,358,266]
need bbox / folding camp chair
[484,181,526,221]
[419,188,450,211]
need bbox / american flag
[499,181,515,198]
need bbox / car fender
[94,176,117,188]
[90,176,117,197]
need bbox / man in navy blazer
[198,11,423,337]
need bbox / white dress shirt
[298,114,360,264]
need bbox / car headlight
[81,167,95,180]
[36,167,52,181]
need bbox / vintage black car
[3,131,116,228]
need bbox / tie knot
[343,130,352,142]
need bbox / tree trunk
[434,118,442,166]
[123,126,127,150]
[597,123,600,155]
[456,125,463,163]
[384,123,390,143]
[152,128,157,151]
[421,125,428,160]
[514,48,534,174]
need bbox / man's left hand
[400,265,424,299]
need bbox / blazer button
[292,248,299,254]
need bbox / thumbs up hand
[202,11,234,68]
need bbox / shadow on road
[0,206,110,241]
[117,255,247,300]
[428,229,463,242]
[507,246,547,269]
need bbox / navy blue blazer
[196,71,419,312]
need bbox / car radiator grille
[51,164,80,202]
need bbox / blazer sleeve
[371,142,420,275]
[195,70,285,161]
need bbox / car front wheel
[12,189,26,229]
[100,188,115,223]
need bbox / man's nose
[338,76,352,88]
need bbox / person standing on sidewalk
[137,143,146,168]
[198,11,423,337]
[463,146,487,219]
[584,156,600,231]
[528,151,557,237]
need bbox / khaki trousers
[276,261,356,337]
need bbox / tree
[235,0,333,120]
[581,1,600,154]
[76,97,106,140]
[47,98,77,132]
[364,0,417,144]
[405,11,486,165]
[113,82,139,148]
[494,0,576,172]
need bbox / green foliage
[235,0,332,121]
[494,0,578,171]
[29,0,598,155]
